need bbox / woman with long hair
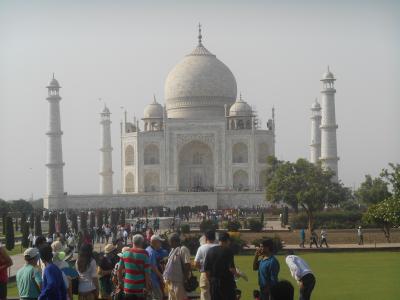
[76,244,99,300]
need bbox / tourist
[299,229,305,248]
[118,234,151,300]
[270,280,294,300]
[16,248,42,300]
[146,235,165,300]
[194,230,217,300]
[0,242,13,300]
[76,244,99,300]
[253,239,280,300]
[204,232,237,300]
[357,226,364,245]
[38,243,67,300]
[285,250,316,300]
[309,230,318,248]
[163,233,191,300]
[98,244,116,300]
[319,228,328,248]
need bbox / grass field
[7,251,400,299]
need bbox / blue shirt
[146,246,160,288]
[300,229,305,239]
[38,263,67,300]
[258,256,280,288]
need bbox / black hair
[287,249,295,256]
[77,244,93,273]
[34,236,46,248]
[205,230,216,241]
[262,239,274,252]
[39,244,53,262]
[270,280,294,300]
[218,232,230,242]
[253,290,260,297]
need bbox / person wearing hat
[97,244,116,300]
[16,248,42,300]
[146,235,165,300]
[204,232,238,300]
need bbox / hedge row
[290,211,375,229]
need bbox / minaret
[44,74,65,209]
[320,67,339,181]
[99,105,113,194]
[310,99,322,164]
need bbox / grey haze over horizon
[0,0,399,200]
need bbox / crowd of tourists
[0,225,317,300]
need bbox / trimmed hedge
[223,220,241,232]
[248,218,263,232]
[290,211,371,229]
[200,220,218,233]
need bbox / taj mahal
[44,26,339,209]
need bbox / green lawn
[7,252,400,299]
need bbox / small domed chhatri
[165,24,237,119]
[229,93,252,117]
[144,96,163,119]
[321,66,335,81]
[47,73,61,88]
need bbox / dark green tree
[380,163,400,198]
[29,213,35,229]
[15,217,19,232]
[59,212,68,234]
[355,175,391,206]
[48,213,56,236]
[104,210,109,225]
[70,212,78,233]
[1,214,6,235]
[9,199,33,214]
[89,212,96,229]
[80,211,88,230]
[21,212,27,231]
[34,214,42,236]
[120,210,126,226]
[111,210,119,227]
[21,222,30,248]
[96,210,104,228]
[266,158,350,232]
[5,216,15,250]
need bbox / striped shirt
[120,248,150,295]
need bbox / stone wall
[56,191,272,209]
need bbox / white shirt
[285,255,313,281]
[194,243,217,272]
[76,259,97,293]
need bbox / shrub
[248,218,263,232]
[225,220,241,232]
[21,222,30,248]
[182,235,201,255]
[200,219,218,233]
[59,213,68,234]
[48,213,56,236]
[5,216,15,250]
[180,224,190,234]
[230,236,247,254]
[290,211,369,229]
[34,214,42,236]
[251,236,283,254]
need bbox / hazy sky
[0,0,399,200]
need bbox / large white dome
[165,41,237,119]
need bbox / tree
[355,175,391,205]
[80,211,88,231]
[29,213,35,229]
[59,212,68,234]
[381,163,400,197]
[48,213,56,236]
[120,210,126,226]
[69,212,78,233]
[34,214,42,236]
[363,196,400,242]
[21,222,30,248]
[266,158,350,232]
[9,199,33,214]
[5,216,15,250]
[89,211,96,229]
[96,210,104,228]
